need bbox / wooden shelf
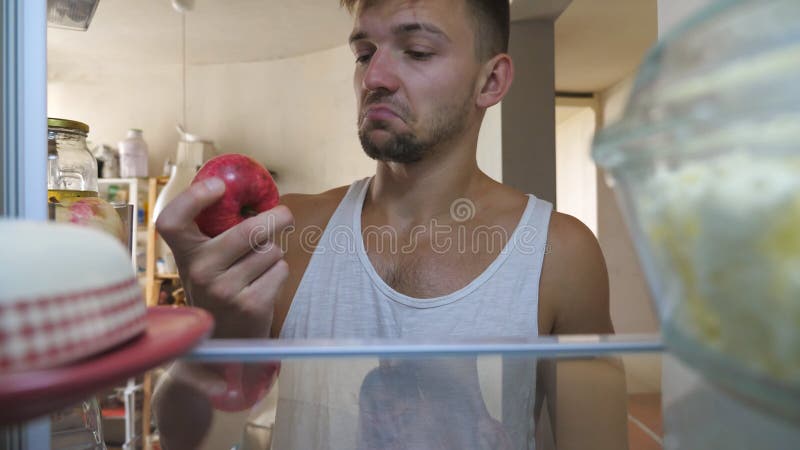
[145,176,168,308]
[155,273,180,280]
[142,176,171,450]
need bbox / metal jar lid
[48,117,90,134]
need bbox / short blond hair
[339,0,509,61]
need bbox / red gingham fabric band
[0,277,146,372]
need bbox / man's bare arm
[540,212,613,336]
[538,212,628,450]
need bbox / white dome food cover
[0,220,146,373]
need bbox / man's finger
[220,239,284,289]
[203,205,294,269]
[238,258,289,313]
[156,178,226,251]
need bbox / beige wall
[48,64,181,178]
[48,44,503,195]
[555,100,597,236]
[184,45,369,195]
[596,74,659,334]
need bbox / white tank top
[271,177,553,450]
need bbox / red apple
[191,154,281,411]
[192,153,279,237]
[207,362,281,412]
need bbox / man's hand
[156,177,294,338]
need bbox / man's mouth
[365,105,400,122]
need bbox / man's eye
[406,50,433,60]
[356,53,372,64]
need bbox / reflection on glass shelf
[146,334,800,450]
[151,335,800,450]
[149,336,663,450]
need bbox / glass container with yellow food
[47,117,98,203]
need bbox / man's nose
[362,49,400,93]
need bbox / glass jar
[592,0,800,421]
[50,398,107,450]
[45,119,110,450]
[47,117,98,202]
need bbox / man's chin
[371,153,423,164]
[359,127,427,163]
[362,128,394,145]
[361,143,425,164]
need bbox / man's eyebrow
[349,22,451,45]
[392,22,450,41]
[349,29,367,44]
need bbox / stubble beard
[358,95,472,164]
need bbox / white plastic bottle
[118,129,149,178]
[151,141,204,274]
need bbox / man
[153,0,625,448]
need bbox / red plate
[0,306,214,425]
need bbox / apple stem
[241,206,258,218]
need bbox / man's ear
[475,54,514,109]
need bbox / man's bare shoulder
[280,185,350,229]
[539,212,613,335]
[271,186,350,338]
[547,212,593,245]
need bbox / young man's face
[350,0,483,163]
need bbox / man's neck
[366,143,491,228]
